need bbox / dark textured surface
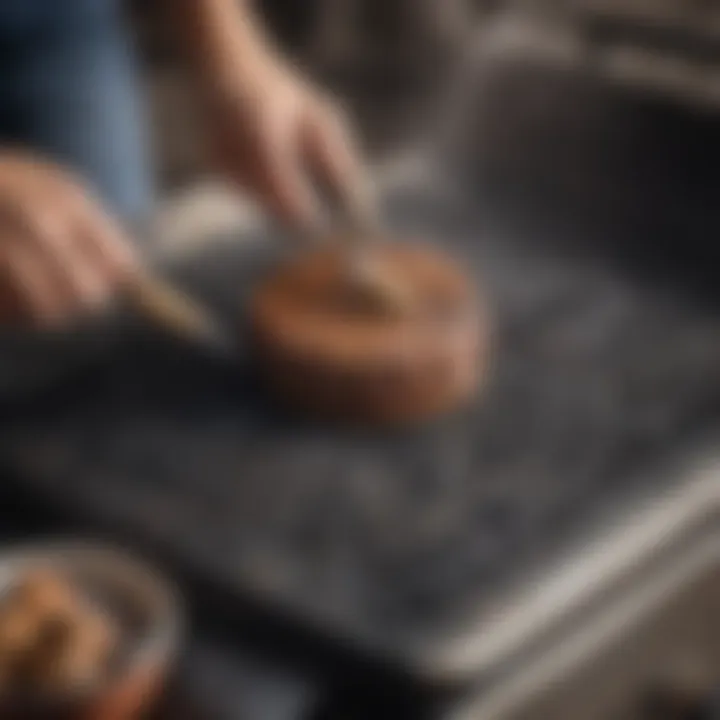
[0,487,319,720]
[155,637,317,720]
[1,62,720,678]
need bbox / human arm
[172,0,363,231]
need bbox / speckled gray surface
[1,61,720,680]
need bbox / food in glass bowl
[0,544,181,720]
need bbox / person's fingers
[71,193,139,300]
[0,161,136,327]
[1,242,68,327]
[257,120,325,232]
[303,102,368,217]
[22,206,107,312]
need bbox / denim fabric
[0,0,154,220]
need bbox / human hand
[205,47,364,232]
[0,153,137,329]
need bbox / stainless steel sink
[454,503,720,719]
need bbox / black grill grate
[2,179,720,672]
[3,65,720,678]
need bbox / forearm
[172,0,277,86]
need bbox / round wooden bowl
[0,543,182,720]
[250,241,488,427]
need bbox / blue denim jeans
[0,0,153,220]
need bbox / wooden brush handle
[125,272,222,344]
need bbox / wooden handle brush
[124,271,233,353]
